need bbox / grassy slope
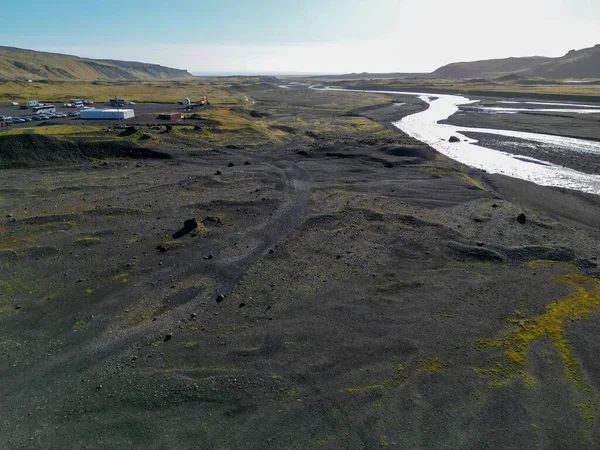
[0,46,192,81]
[0,79,245,103]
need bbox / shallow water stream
[316,87,600,195]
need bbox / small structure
[80,109,135,120]
[158,112,182,121]
[183,98,191,106]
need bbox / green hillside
[0,46,193,81]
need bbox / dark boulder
[183,218,198,229]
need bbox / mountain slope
[525,44,600,79]
[0,46,193,80]
[431,44,600,79]
[431,56,551,79]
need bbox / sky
[1,0,599,75]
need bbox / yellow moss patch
[344,384,383,393]
[186,323,199,334]
[112,272,129,283]
[526,259,574,268]
[2,125,102,136]
[86,288,94,295]
[419,356,445,373]
[461,174,487,191]
[476,273,600,430]
[478,273,600,389]
[0,280,14,293]
[129,315,148,325]
[343,355,448,394]
[393,363,408,383]
[77,237,100,242]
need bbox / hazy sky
[1,0,599,74]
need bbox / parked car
[1,116,12,121]
[21,117,31,122]
[55,113,67,118]
[12,118,26,123]
[68,111,80,117]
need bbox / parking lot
[0,101,195,127]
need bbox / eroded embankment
[0,134,171,169]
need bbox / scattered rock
[15,305,22,310]
[156,244,168,253]
[268,249,274,254]
[163,333,172,342]
[491,203,498,208]
[244,161,251,165]
[172,218,199,239]
[216,294,225,303]
[476,242,484,247]
[190,313,197,319]
[215,170,222,175]
[449,136,461,143]
[516,213,527,225]
[204,253,214,260]
[239,302,246,308]
[6,214,12,218]
[227,162,235,167]
[183,218,198,229]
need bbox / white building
[79,109,135,120]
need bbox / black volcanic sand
[2,86,600,449]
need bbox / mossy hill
[0,46,193,81]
